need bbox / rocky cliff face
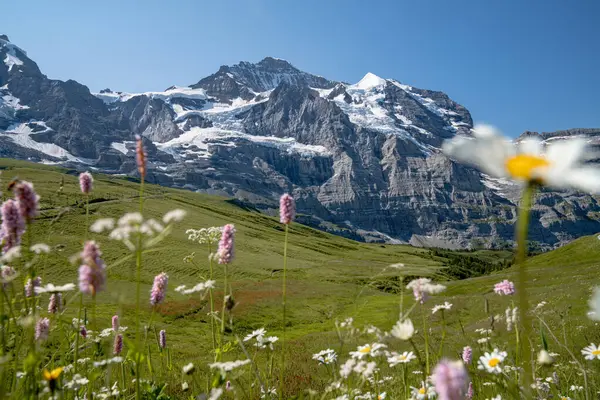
[1,34,599,249]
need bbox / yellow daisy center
[488,357,500,368]
[359,346,371,354]
[505,154,550,180]
[399,355,407,360]
[592,350,600,356]
[419,388,426,395]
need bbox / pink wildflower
[135,135,147,179]
[48,293,62,314]
[218,224,235,264]
[35,317,50,341]
[466,382,473,400]
[0,199,25,252]
[112,315,119,332]
[25,276,41,298]
[78,241,106,295]
[433,359,469,400]
[279,193,296,224]
[159,329,166,349]
[113,334,123,355]
[493,279,515,295]
[150,272,168,306]
[79,172,93,195]
[14,181,39,221]
[462,346,472,364]
[80,325,87,339]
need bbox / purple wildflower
[25,276,41,298]
[79,172,93,195]
[35,317,50,342]
[433,359,469,400]
[150,272,168,306]
[217,224,235,264]
[113,334,123,355]
[78,241,106,295]
[14,181,39,222]
[226,381,232,391]
[279,193,296,225]
[466,382,473,400]
[159,329,166,349]
[493,279,515,296]
[135,135,147,178]
[462,346,472,364]
[48,293,62,314]
[0,199,25,252]
[80,325,87,339]
[112,315,119,332]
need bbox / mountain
[2,34,600,250]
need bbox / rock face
[1,34,600,249]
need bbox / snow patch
[356,72,387,90]
[110,141,130,155]
[1,38,25,72]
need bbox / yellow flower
[43,367,63,381]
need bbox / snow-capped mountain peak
[355,72,387,90]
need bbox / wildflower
[466,382,474,399]
[477,349,507,374]
[35,317,50,341]
[112,315,119,332]
[433,359,469,400]
[25,276,41,297]
[217,224,235,264]
[537,349,554,365]
[64,374,89,390]
[78,241,106,295]
[313,349,337,364]
[14,181,39,221]
[349,343,386,359]
[209,388,224,400]
[432,302,453,314]
[570,385,584,391]
[260,386,277,399]
[30,243,50,254]
[42,367,63,393]
[113,334,123,355]
[505,306,518,331]
[80,325,87,339]
[559,397,572,400]
[163,209,186,224]
[35,283,76,294]
[209,359,251,377]
[442,123,600,192]
[0,246,20,262]
[588,287,600,320]
[159,329,166,349]
[48,293,62,314]
[535,301,548,311]
[135,135,146,178]
[493,280,515,295]
[182,363,195,375]
[90,218,115,233]
[462,346,472,364]
[0,265,16,288]
[92,357,123,367]
[182,382,189,392]
[581,343,600,360]
[0,199,25,251]
[387,351,416,367]
[256,335,279,350]
[407,278,446,304]
[224,294,235,311]
[477,337,490,344]
[279,193,296,224]
[175,280,215,295]
[186,227,223,244]
[410,381,437,399]
[377,393,386,400]
[150,272,168,306]
[79,172,93,194]
[391,318,414,340]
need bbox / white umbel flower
[443,124,600,193]
[391,318,414,340]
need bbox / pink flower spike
[433,359,469,400]
[113,334,123,355]
[279,193,296,225]
[112,315,119,332]
[462,346,472,364]
[217,224,235,265]
[14,181,39,221]
[35,317,50,342]
[79,172,93,195]
[466,382,474,399]
[48,293,62,314]
[150,272,168,306]
[135,135,147,179]
[78,241,107,295]
[0,199,25,252]
[159,329,166,349]
[493,279,515,295]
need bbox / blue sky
[3,0,599,135]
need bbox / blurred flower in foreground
[443,124,600,192]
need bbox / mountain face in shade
[2,34,600,250]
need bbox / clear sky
[3,0,599,136]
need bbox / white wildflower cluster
[431,301,452,314]
[93,357,124,367]
[505,307,518,331]
[409,380,437,399]
[175,280,216,295]
[243,328,278,350]
[95,382,120,399]
[313,349,337,365]
[90,209,186,251]
[406,278,446,303]
[30,243,51,254]
[64,374,89,390]
[209,359,251,377]
[339,358,377,379]
[349,343,387,360]
[391,318,414,340]
[386,351,416,367]
[186,227,223,244]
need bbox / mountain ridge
[2,34,600,250]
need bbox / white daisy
[391,318,414,340]
[443,123,600,192]
[387,351,416,367]
[243,328,266,342]
[410,381,437,399]
[431,302,453,314]
[477,349,508,373]
[350,343,386,359]
[313,349,337,364]
[34,283,76,294]
[581,343,600,360]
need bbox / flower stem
[74,293,83,374]
[219,262,228,362]
[207,242,217,361]
[422,304,430,375]
[280,224,289,400]
[135,176,145,400]
[516,183,536,394]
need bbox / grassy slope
[3,158,599,395]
